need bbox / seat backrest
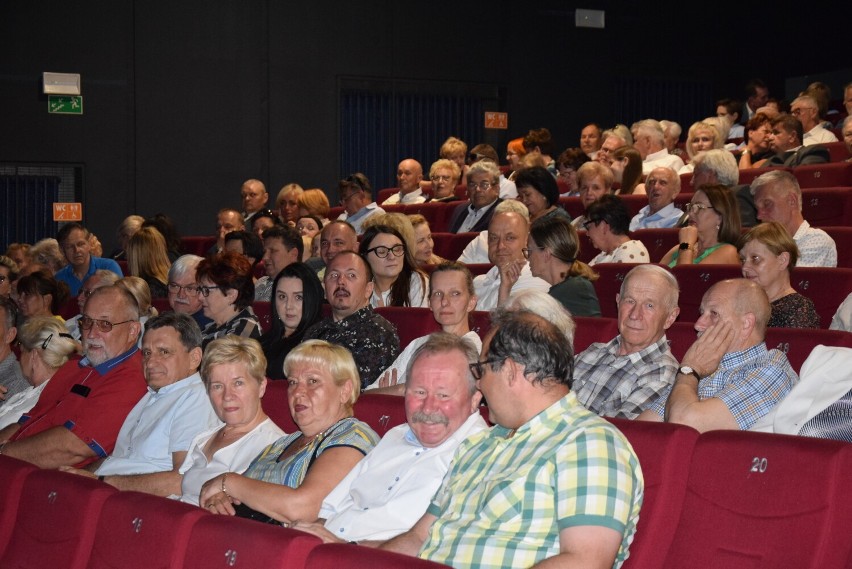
[182,516,321,569]
[354,392,408,437]
[180,236,216,257]
[252,300,273,333]
[820,141,851,163]
[88,491,207,569]
[0,469,117,569]
[375,306,440,349]
[739,166,792,186]
[820,226,852,268]
[0,456,37,557]
[558,196,584,219]
[792,267,852,328]
[573,316,618,354]
[431,232,478,260]
[794,161,852,188]
[606,419,699,569]
[590,263,642,318]
[671,264,743,322]
[262,379,298,433]
[307,542,451,569]
[764,328,852,374]
[633,228,680,263]
[662,430,852,569]
[801,187,852,227]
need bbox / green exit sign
[48,95,83,115]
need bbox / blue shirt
[629,202,684,231]
[55,256,124,296]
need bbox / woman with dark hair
[661,184,741,266]
[250,211,278,240]
[585,195,650,265]
[16,270,69,321]
[515,166,572,224]
[260,263,324,380]
[126,226,171,298]
[196,251,261,348]
[610,146,643,195]
[738,113,775,169]
[359,225,428,308]
[526,217,601,317]
[142,213,182,262]
[296,215,324,239]
[555,148,590,196]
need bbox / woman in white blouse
[359,224,428,308]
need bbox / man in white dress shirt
[632,119,685,174]
[792,95,838,146]
[382,159,426,205]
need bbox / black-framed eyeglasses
[469,358,504,380]
[685,202,716,214]
[582,219,602,231]
[521,246,545,259]
[79,316,134,333]
[168,282,200,296]
[366,244,405,258]
[468,181,496,192]
[197,285,223,297]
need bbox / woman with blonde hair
[116,276,158,340]
[126,226,171,298]
[276,183,304,227]
[426,159,461,202]
[408,214,446,267]
[679,121,724,173]
[440,136,468,175]
[297,189,331,225]
[28,239,66,274]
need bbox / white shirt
[381,189,426,205]
[173,417,285,506]
[457,200,499,233]
[473,262,550,311]
[457,230,489,264]
[499,175,517,199]
[95,373,221,476]
[0,380,49,430]
[320,413,488,541]
[793,220,837,268]
[802,124,838,146]
[365,331,482,390]
[642,148,685,174]
[370,272,429,308]
[589,240,650,265]
[338,202,386,235]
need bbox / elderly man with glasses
[0,285,147,468]
[447,160,504,234]
[336,173,386,235]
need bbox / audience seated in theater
[196,252,261,350]
[126,226,171,299]
[0,315,77,430]
[516,166,572,224]
[297,188,331,226]
[579,123,603,159]
[241,179,269,226]
[660,120,688,163]
[173,336,285,506]
[256,225,303,301]
[738,112,775,169]
[737,222,819,329]
[639,279,798,432]
[110,215,144,261]
[842,115,852,160]
[610,146,644,195]
[359,224,428,308]
[303,251,400,389]
[60,312,220,495]
[469,144,517,199]
[661,184,741,267]
[716,98,745,140]
[574,265,679,419]
[274,182,304,228]
[316,220,359,277]
[750,170,837,267]
[504,137,526,181]
[439,136,468,180]
[595,128,628,167]
[212,208,245,255]
[260,263,324,380]
[6,243,31,276]
[632,119,685,174]
[522,127,558,176]
[249,210,277,240]
[630,167,684,231]
[297,332,487,543]
[692,148,757,227]
[0,285,147,468]
[678,121,723,174]
[337,173,385,235]
[382,159,426,205]
[457,199,529,265]
[0,298,28,405]
[792,94,838,145]
[142,213,183,263]
[425,159,461,203]
[526,217,601,317]
[371,310,642,569]
[761,114,830,167]
[16,270,69,323]
[751,345,852,442]
[199,340,379,524]
[571,161,614,229]
[586,195,650,266]
[555,147,590,197]
[28,238,66,276]
[408,215,446,267]
[447,160,503,234]
[55,222,123,296]
[473,211,550,310]
[367,262,481,394]
[167,255,212,330]
[0,256,19,300]
[65,270,119,340]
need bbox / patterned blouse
[768,293,820,329]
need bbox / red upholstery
[739,166,791,186]
[792,267,852,328]
[607,419,699,569]
[670,264,743,322]
[116,259,129,276]
[590,263,643,318]
[672,192,694,212]
[375,306,440,349]
[354,392,408,437]
[662,431,852,569]
[764,328,852,374]
[558,196,584,219]
[679,171,693,190]
[180,236,216,257]
[793,161,852,188]
[307,543,451,568]
[633,228,680,263]
[88,491,207,569]
[665,321,697,361]
[151,297,172,314]
[0,469,116,569]
[573,316,618,353]
[431,232,478,260]
[58,297,80,320]
[182,516,321,569]
[820,227,852,268]
[252,300,274,333]
[800,187,852,227]
[820,141,851,162]
[0,456,37,557]
[469,310,491,339]
[262,379,298,433]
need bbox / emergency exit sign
[485,112,508,129]
[48,95,83,115]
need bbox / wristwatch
[678,365,702,380]
[679,242,693,251]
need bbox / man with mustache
[293,332,487,543]
[0,286,147,468]
[167,255,212,329]
[302,251,399,389]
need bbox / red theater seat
[307,543,451,568]
[670,264,743,322]
[633,228,680,263]
[375,306,439,349]
[573,316,618,353]
[800,187,852,227]
[0,456,37,557]
[180,236,216,257]
[430,232,478,260]
[354,392,408,437]
[591,263,644,318]
[262,379,297,433]
[792,267,852,328]
[764,328,852,374]
[793,161,852,188]
[821,227,852,268]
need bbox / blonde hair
[283,340,361,409]
[29,239,66,273]
[439,136,467,159]
[297,189,331,218]
[127,226,171,285]
[18,316,79,369]
[428,159,460,183]
[276,183,304,208]
[116,276,157,318]
[201,336,267,386]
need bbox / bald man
[382,159,426,205]
[638,279,797,432]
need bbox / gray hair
[692,149,739,188]
[405,332,479,395]
[18,316,78,369]
[749,170,802,210]
[466,159,501,185]
[842,115,852,131]
[660,120,682,140]
[144,311,203,351]
[494,199,530,221]
[633,119,665,146]
[87,269,120,288]
[619,264,680,312]
[502,290,576,348]
[168,254,203,282]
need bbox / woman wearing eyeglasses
[0,316,79,430]
[426,159,461,202]
[359,225,428,308]
[195,251,261,349]
[660,184,741,267]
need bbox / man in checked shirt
[572,264,681,419]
